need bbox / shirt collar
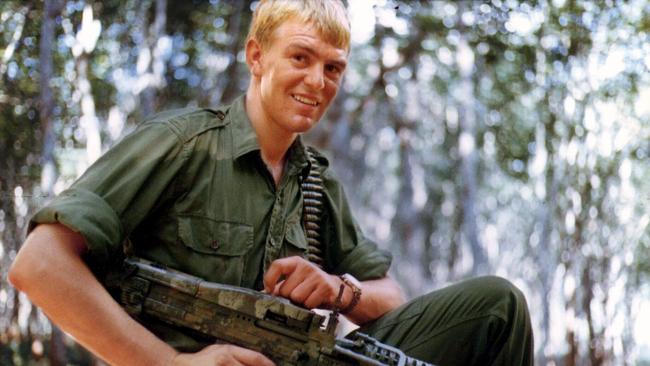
[228,94,310,176]
[229,95,260,159]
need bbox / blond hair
[247,0,350,51]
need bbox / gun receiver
[108,257,434,366]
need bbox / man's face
[252,19,348,134]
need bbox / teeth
[293,95,318,106]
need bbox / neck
[245,88,297,184]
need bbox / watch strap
[339,274,362,314]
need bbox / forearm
[9,224,177,366]
[343,276,406,325]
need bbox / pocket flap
[284,221,308,250]
[178,215,253,256]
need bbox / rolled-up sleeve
[29,120,190,272]
[30,188,123,267]
[322,171,392,281]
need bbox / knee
[480,276,524,297]
[478,276,534,358]
[475,276,530,319]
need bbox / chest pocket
[282,220,309,259]
[177,214,253,285]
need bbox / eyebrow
[287,43,348,69]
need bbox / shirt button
[210,240,219,249]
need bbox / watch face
[340,273,362,314]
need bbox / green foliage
[1,0,650,364]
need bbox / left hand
[263,256,343,309]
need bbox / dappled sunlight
[1,0,649,364]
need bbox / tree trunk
[39,0,63,196]
[456,36,486,276]
[141,0,168,116]
[49,326,67,366]
[447,109,461,280]
[218,0,249,104]
[582,258,605,366]
[566,327,577,366]
[1,158,19,335]
[538,89,558,365]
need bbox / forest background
[1,0,649,365]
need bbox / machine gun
[108,257,434,366]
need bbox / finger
[272,280,285,296]
[263,257,299,293]
[229,345,276,366]
[282,279,318,305]
[303,285,328,309]
[264,279,285,295]
[277,262,320,300]
[276,270,304,298]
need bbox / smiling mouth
[292,94,319,107]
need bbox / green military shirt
[29,94,391,350]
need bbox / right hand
[172,344,275,366]
[264,256,347,310]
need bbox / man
[9,1,534,365]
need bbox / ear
[245,38,263,78]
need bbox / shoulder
[139,106,230,143]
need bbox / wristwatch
[339,273,362,314]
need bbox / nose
[304,64,325,90]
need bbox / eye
[325,64,340,74]
[325,64,343,80]
[292,54,307,64]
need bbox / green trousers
[359,276,534,366]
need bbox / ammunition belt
[302,149,325,269]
